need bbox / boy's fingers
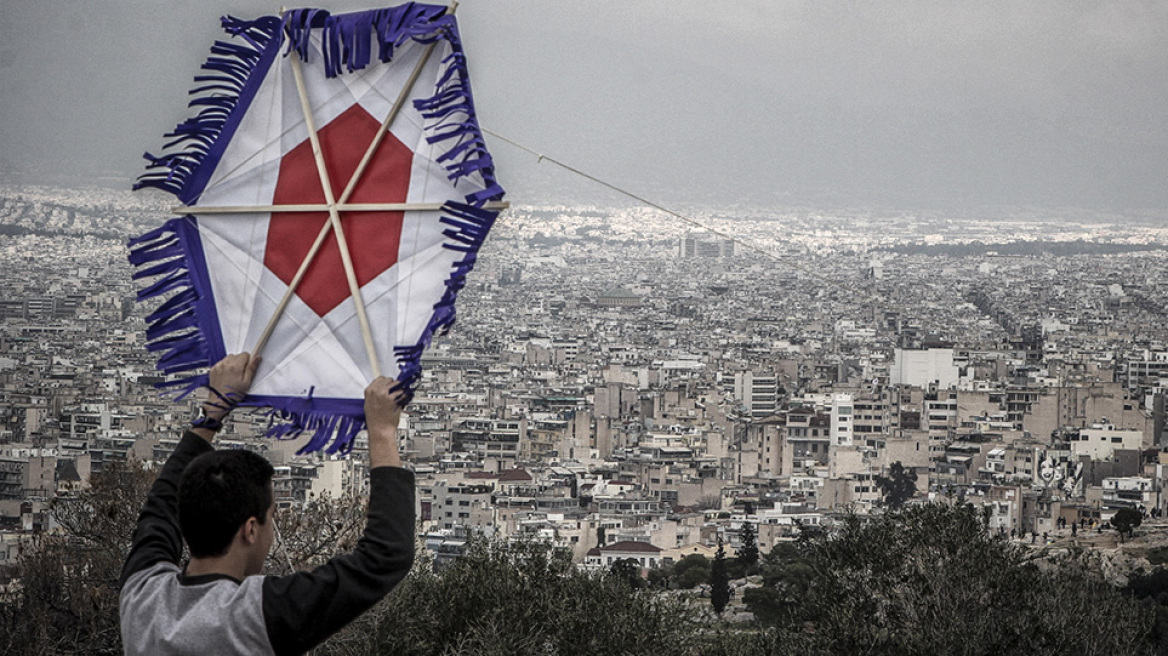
[245,354,262,381]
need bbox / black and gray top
[119,431,415,656]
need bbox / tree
[875,460,918,508]
[738,521,759,574]
[761,503,1156,654]
[270,491,367,573]
[672,553,712,589]
[609,557,645,589]
[1,458,154,655]
[646,565,671,589]
[341,535,699,656]
[710,538,730,615]
[744,543,814,626]
[1112,507,1143,543]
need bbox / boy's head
[179,449,275,568]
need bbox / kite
[128,4,505,453]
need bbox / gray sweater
[119,432,415,655]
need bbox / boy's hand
[365,377,405,468]
[365,377,404,434]
[192,353,261,442]
[206,353,262,419]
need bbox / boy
[119,354,414,655]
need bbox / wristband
[192,405,225,432]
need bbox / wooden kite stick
[337,41,441,205]
[262,48,382,378]
[251,218,333,357]
[326,211,383,375]
[251,52,348,364]
[176,201,509,215]
[337,0,459,205]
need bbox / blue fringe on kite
[263,399,366,455]
[393,201,499,401]
[134,15,281,203]
[126,218,215,395]
[284,4,449,77]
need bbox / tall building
[679,232,734,259]
[831,393,854,447]
[732,372,779,418]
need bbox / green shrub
[320,536,700,656]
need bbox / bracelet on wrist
[192,405,225,432]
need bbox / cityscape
[3,0,1167,651]
[4,181,1168,589]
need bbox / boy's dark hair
[179,449,275,558]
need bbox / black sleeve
[118,431,213,589]
[262,466,416,656]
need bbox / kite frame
[129,4,505,452]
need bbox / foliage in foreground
[316,536,699,656]
[0,459,153,655]
[744,503,1158,656]
[322,503,1161,656]
[1,462,1164,656]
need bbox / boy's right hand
[365,377,405,468]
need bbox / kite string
[481,128,958,339]
[481,128,847,292]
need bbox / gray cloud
[1,0,1164,211]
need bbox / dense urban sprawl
[4,184,1168,578]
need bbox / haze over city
[1,0,1166,210]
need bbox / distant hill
[874,239,1168,257]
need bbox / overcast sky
[1,1,1165,212]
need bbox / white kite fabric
[129,5,504,453]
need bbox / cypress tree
[739,521,759,573]
[711,536,731,615]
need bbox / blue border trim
[135,16,283,205]
[175,215,227,365]
[131,4,505,453]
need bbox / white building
[831,393,854,447]
[890,347,959,389]
[584,540,664,571]
[432,481,495,530]
[679,233,734,259]
[1072,423,1143,460]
